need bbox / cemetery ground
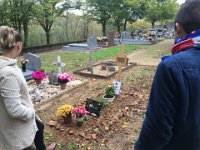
[34,40,173,150]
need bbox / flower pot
[63,115,72,124]
[76,117,84,127]
[60,83,67,90]
[102,95,115,103]
[35,79,41,86]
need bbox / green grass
[41,45,140,73]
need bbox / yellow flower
[55,104,74,118]
[108,85,112,88]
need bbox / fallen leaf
[48,120,57,127]
[91,134,97,140]
[105,126,109,131]
[79,132,86,138]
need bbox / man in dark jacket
[135,1,200,150]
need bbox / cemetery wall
[22,40,86,54]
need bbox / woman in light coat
[0,26,56,150]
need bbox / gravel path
[128,39,174,66]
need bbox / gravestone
[87,35,97,74]
[23,53,41,80]
[85,98,102,117]
[24,53,41,71]
[108,31,116,46]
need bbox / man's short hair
[175,0,200,34]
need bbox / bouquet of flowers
[71,106,87,118]
[57,73,73,84]
[56,104,74,118]
[105,85,115,98]
[32,70,46,80]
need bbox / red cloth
[171,38,194,54]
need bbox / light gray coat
[0,56,37,150]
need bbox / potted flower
[71,106,87,127]
[55,104,74,124]
[57,73,73,90]
[102,85,115,102]
[32,70,46,85]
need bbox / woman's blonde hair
[0,26,22,52]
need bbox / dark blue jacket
[135,47,200,150]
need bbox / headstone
[85,98,102,117]
[24,53,41,71]
[108,31,116,46]
[87,35,97,74]
[23,53,41,80]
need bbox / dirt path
[128,39,173,66]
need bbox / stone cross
[116,44,125,81]
[56,55,65,74]
[87,35,97,74]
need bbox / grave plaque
[113,80,121,95]
[85,98,102,117]
[108,31,116,46]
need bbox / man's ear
[175,23,186,38]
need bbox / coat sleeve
[134,61,178,150]
[0,73,35,121]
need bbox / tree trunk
[23,21,28,48]
[46,30,50,44]
[151,21,155,29]
[102,22,106,37]
[124,19,128,31]
[18,19,22,34]
[83,20,86,40]
[86,21,89,39]
[117,23,120,33]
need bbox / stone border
[36,80,88,111]
[73,62,137,79]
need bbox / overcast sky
[177,0,185,4]
[68,0,186,16]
